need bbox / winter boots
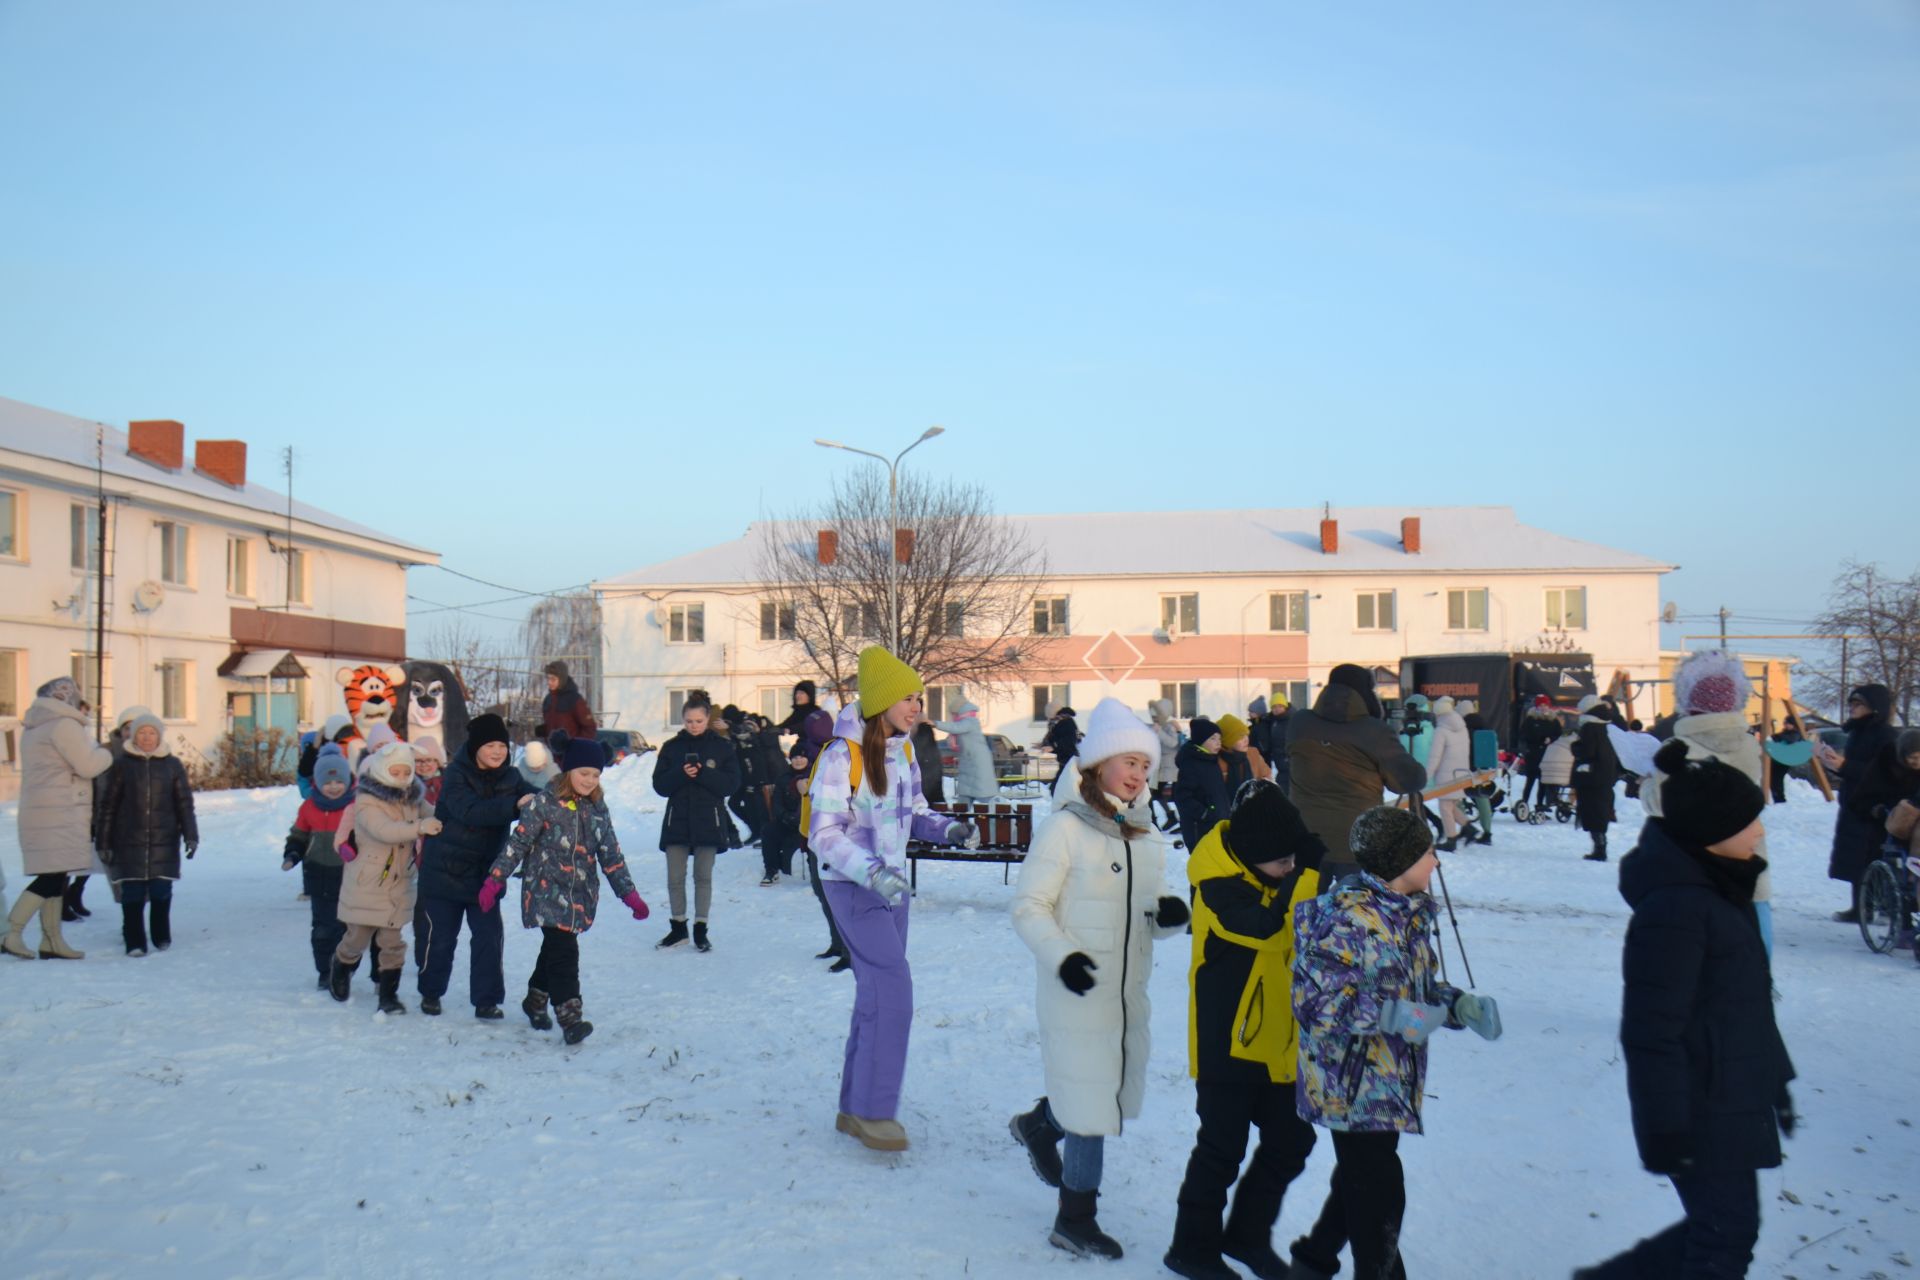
[1009,1099,1065,1187]
[62,876,91,921]
[150,899,171,951]
[36,896,83,959]
[328,954,357,1002]
[1162,1236,1240,1280]
[836,1112,909,1152]
[1051,1187,1123,1259]
[693,922,712,953]
[656,919,690,950]
[375,967,407,1015]
[523,986,554,1030]
[420,995,443,1016]
[556,997,592,1045]
[1585,833,1609,863]
[475,1004,504,1020]
[4,891,46,959]
[122,902,149,957]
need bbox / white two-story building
[594,506,1673,744]
[0,395,435,796]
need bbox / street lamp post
[814,426,946,653]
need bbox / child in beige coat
[329,738,440,1013]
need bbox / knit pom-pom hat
[1217,714,1250,748]
[1653,739,1765,848]
[1673,649,1751,717]
[1075,697,1161,774]
[856,646,923,717]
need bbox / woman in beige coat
[6,678,113,960]
[328,738,439,1013]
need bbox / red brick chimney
[128,420,184,470]
[894,528,914,565]
[1401,516,1421,553]
[1319,518,1338,554]
[194,439,247,489]
[817,529,838,565]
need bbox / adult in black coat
[1043,707,1080,769]
[1174,718,1232,852]
[651,699,742,946]
[1580,742,1794,1279]
[94,715,198,955]
[1820,683,1899,920]
[721,706,767,844]
[911,719,945,805]
[414,714,536,1016]
[1516,699,1563,809]
[1571,701,1622,861]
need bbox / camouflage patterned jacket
[1291,873,1461,1133]
[486,789,637,934]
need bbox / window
[1447,588,1489,632]
[226,536,253,596]
[71,503,102,571]
[759,688,784,721]
[1545,587,1587,630]
[1356,590,1395,632]
[1269,591,1308,633]
[759,601,797,642]
[942,601,965,638]
[1160,593,1199,636]
[159,660,192,721]
[926,686,964,721]
[1032,595,1069,636]
[0,650,19,717]
[668,602,705,644]
[1159,681,1198,719]
[287,548,311,605]
[70,652,109,711]
[157,521,191,585]
[1271,680,1310,712]
[667,688,701,724]
[0,488,20,558]
[840,602,881,638]
[1031,683,1070,722]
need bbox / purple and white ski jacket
[808,702,953,886]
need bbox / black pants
[303,863,346,978]
[1294,1130,1406,1280]
[529,926,581,1006]
[1769,767,1788,804]
[415,894,506,1007]
[729,789,766,842]
[805,850,844,954]
[763,821,801,879]
[27,873,68,898]
[1581,1168,1760,1279]
[1175,1079,1318,1253]
[119,878,174,907]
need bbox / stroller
[1514,734,1577,825]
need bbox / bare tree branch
[1803,559,1920,723]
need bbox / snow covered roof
[597,506,1673,588]
[0,395,437,561]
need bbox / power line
[419,564,593,601]
[406,594,535,625]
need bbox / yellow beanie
[856,646,923,716]
[1217,713,1250,748]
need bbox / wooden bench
[906,801,1037,888]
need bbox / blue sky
[2,1,1913,660]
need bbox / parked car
[937,732,1032,782]
[595,728,652,766]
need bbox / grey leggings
[664,845,717,922]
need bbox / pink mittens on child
[621,890,650,921]
[477,878,504,914]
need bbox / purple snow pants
[820,879,913,1121]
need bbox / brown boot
[835,1112,909,1151]
[3,891,43,959]
[38,895,84,959]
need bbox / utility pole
[1717,606,1730,647]
[93,428,108,737]
[283,446,295,611]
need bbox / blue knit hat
[560,736,606,772]
[313,743,352,791]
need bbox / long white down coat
[1011,766,1183,1136]
[1425,709,1472,787]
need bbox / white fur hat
[362,737,416,780]
[1076,697,1161,774]
[1431,696,1456,715]
[1673,649,1752,716]
[521,740,552,771]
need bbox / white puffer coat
[1643,711,1773,903]
[1425,709,1472,787]
[18,696,114,875]
[1011,768,1184,1136]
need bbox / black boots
[1051,1187,1123,1259]
[328,954,356,1002]
[150,899,171,951]
[693,922,712,953]
[556,997,593,1045]
[122,902,148,957]
[420,995,443,1016]
[1009,1099,1065,1187]
[523,986,554,1030]
[62,876,91,921]
[656,919,690,949]
[1584,833,1609,862]
[375,967,406,1015]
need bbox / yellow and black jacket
[1186,819,1322,1085]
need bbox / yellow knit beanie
[1217,713,1250,748]
[856,646,923,716]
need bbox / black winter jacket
[1518,715,1562,775]
[1043,715,1080,766]
[912,721,945,804]
[1618,820,1795,1174]
[1173,742,1231,836]
[1571,719,1620,832]
[653,730,743,850]
[420,752,538,903]
[96,750,198,882]
[1829,685,1900,882]
[729,719,765,790]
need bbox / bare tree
[1806,559,1920,723]
[1515,628,1581,655]
[754,469,1047,693]
[516,593,603,733]
[419,616,509,713]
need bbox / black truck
[1397,652,1598,751]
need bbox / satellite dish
[648,603,669,627]
[132,581,166,613]
[1660,602,1678,624]
[1151,627,1171,645]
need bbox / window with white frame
[1447,588,1489,632]
[1269,591,1308,633]
[70,651,109,711]
[1271,680,1310,712]
[0,649,20,717]
[157,521,191,586]
[1032,595,1069,636]
[667,602,705,644]
[759,688,784,721]
[1031,683,1071,722]
[1545,586,1587,630]
[71,502,102,571]
[1159,681,1198,719]
[926,685,964,721]
[159,660,192,721]
[226,536,253,596]
[668,688,702,724]
[287,548,311,605]
[0,488,21,559]
[1161,593,1199,636]
[1356,590,1396,632]
[759,601,796,642]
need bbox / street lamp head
[814,438,844,450]
[920,426,945,441]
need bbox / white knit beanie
[1075,697,1161,774]
[1673,649,1751,716]
[1432,696,1456,715]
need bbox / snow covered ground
[1,762,1914,1280]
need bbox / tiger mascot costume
[335,664,405,768]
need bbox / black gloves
[1776,1087,1796,1139]
[185,841,197,860]
[1154,895,1190,928]
[1059,952,1097,996]
[282,833,304,861]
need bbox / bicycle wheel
[1860,859,1901,955]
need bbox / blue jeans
[1045,1100,1105,1192]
